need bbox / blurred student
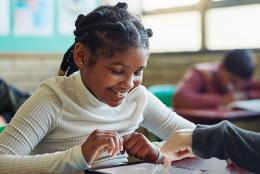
[173,49,260,109]
[161,120,260,173]
[0,3,195,174]
[0,79,30,124]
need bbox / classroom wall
[144,51,260,87]
[0,54,61,92]
[0,51,259,92]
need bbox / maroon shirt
[173,62,260,109]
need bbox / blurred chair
[0,124,7,133]
[148,84,176,107]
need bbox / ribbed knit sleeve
[0,146,88,174]
[0,83,89,173]
[141,91,196,140]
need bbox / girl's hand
[123,132,159,163]
[81,129,123,165]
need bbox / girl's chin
[106,99,124,107]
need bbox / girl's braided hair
[58,2,153,76]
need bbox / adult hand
[161,129,195,163]
[233,91,247,101]
[222,92,248,110]
[225,82,247,104]
[222,93,235,105]
[123,132,159,163]
[81,129,123,165]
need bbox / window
[141,0,260,52]
[142,11,201,52]
[206,4,260,50]
[141,0,201,53]
[141,0,200,11]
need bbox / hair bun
[146,28,153,37]
[91,11,104,18]
[116,2,128,10]
[75,14,86,27]
[76,11,104,28]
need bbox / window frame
[141,0,260,54]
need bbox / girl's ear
[73,42,90,68]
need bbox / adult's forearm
[247,90,260,99]
[192,121,260,173]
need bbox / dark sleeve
[1,113,13,123]
[0,79,30,123]
[192,120,260,173]
[244,80,260,99]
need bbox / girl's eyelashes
[134,67,145,76]
[111,68,124,75]
[110,67,144,76]
[134,70,143,76]
[111,70,143,76]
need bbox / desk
[173,157,253,174]
[174,108,260,124]
[89,157,253,174]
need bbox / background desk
[174,109,260,124]
[175,108,260,132]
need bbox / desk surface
[91,157,253,174]
[173,157,253,174]
[174,108,260,124]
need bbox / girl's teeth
[112,90,127,97]
[117,92,125,96]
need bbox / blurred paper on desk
[228,99,260,112]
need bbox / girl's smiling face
[78,46,149,107]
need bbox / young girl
[0,2,195,173]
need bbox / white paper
[228,99,260,112]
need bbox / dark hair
[58,2,153,76]
[223,49,256,79]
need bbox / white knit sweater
[0,72,195,174]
